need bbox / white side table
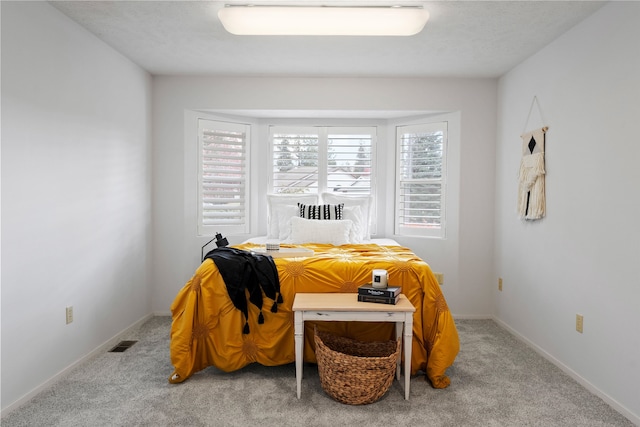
[292,293,415,400]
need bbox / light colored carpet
[2,317,634,426]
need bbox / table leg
[395,321,402,380]
[294,311,303,399]
[404,313,413,400]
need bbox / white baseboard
[1,313,154,418]
[492,316,639,426]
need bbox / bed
[168,194,460,389]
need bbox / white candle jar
[371,269,388,288]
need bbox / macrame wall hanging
[518,96,548,220]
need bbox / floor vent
[109,340,138,353]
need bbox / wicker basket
[314,328,401,405]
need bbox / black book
[357,294,400,305]
[357,284,401,298]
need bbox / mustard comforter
[169,243,459,389]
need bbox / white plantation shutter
[327,128,373,195]
[198,119,250,235]
[271,128,320,194]
[395,122,447,238]
[270,126,375,195]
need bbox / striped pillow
[298,203,344,220]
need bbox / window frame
[268,125,376,197]
[394,121,448,239]
[196,117,251,236]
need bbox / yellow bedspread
[169,243,459,389]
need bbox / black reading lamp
[201,232,229,261]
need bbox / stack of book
[357,284,401,305]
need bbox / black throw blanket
[204,247,283,334]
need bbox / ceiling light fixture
[218,5,429,36]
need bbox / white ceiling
[50,0,606,78]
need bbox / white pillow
[267,194,319,239]
[287,216,353,246]
[321,193,373,241]
[343,205,364,244]
[276,204,299,240]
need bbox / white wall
[1,2,152,412]
[494,2,640,423]
[152,76,497,318]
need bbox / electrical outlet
[576,314,583,333]
[498,277,503,291]
[434,272,444,285]
[66,306,74,324]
